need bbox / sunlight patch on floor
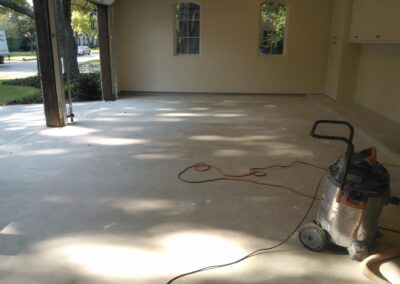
[31,229,258,281]
[83,136,150,146]
[40,126,99,137]
[18,148,69,156]
[190,135,277,142]
[0,222,21,235]
[213,149,250,157]
[133,153,182,160]
[101,198,196,215]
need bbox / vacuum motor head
[327,147,390,198]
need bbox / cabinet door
[369,0,394,41]
[350,0,370,42]
[389,0,400,41]
[350,0,396,42]
[331,0,347,40]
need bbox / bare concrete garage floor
[0,93,399,284]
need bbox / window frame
[173,1,202,56]
[258,0,289,56]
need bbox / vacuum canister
[299,120,394,260]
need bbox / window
[260,1,287,55]
[175,2,200,55]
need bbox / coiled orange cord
[170,161,400,283]
[178,161,400,200]
[178,161,326,200]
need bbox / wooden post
[97,5,116,101]
[33,0,67,127]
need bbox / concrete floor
[0,93,399,284]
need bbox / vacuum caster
[299,223,327,251]
[348,241,368,261]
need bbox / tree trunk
[62,0,79,78]
[1,0,79,77]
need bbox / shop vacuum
[299,120,400,261]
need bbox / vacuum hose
[362,197,400,283]
[389,196,400,206]
[360,251,400,284]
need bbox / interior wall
[354,45,400,124]
[113,0,332,94]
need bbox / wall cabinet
[330,0,347,40]
[350,0,400,43]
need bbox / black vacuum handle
[311,120,355,191]
[311,120,355,146]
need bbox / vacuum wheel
[299,223,327,251]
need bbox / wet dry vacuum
[167,120,400,283]
[299,120,400,260]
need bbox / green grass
[9,51,36,57]
[80,58,100,65]
[91,48,99,54]
[8,51,37,61]
[0,80,42,105]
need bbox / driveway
[0,54,99,79]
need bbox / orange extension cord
[178,160,400,232]
[168,161,400,283]
[178,161,326,200]
[179,161,400,199]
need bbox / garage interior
[1,0,400,283]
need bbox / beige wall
[354,45,400,124]
[113,0,332,93]
[324,0,360,102]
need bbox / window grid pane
[176,3,200,55]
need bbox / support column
[97,5,117,101]
[33,0,67,127]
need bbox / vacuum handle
[311,120,355,191]
[311,120,355,146]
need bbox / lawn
[8,51,37,61]
[0,80,42,105]
[6,50,100,61]
[79,59,100,73]
[81,58,100,65]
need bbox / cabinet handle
[376,35,381,38]
[354,35,359,38]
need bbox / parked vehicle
[0,30,10,64]
[77,45,91,56]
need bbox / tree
[72,0,93,14]
[261,2,287,54]
[0,0,33,18]
[0,0,80,77]
[60,0,79,77]
[0,5,36,50]
[0,12,18,49]
[71,2,97,47]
